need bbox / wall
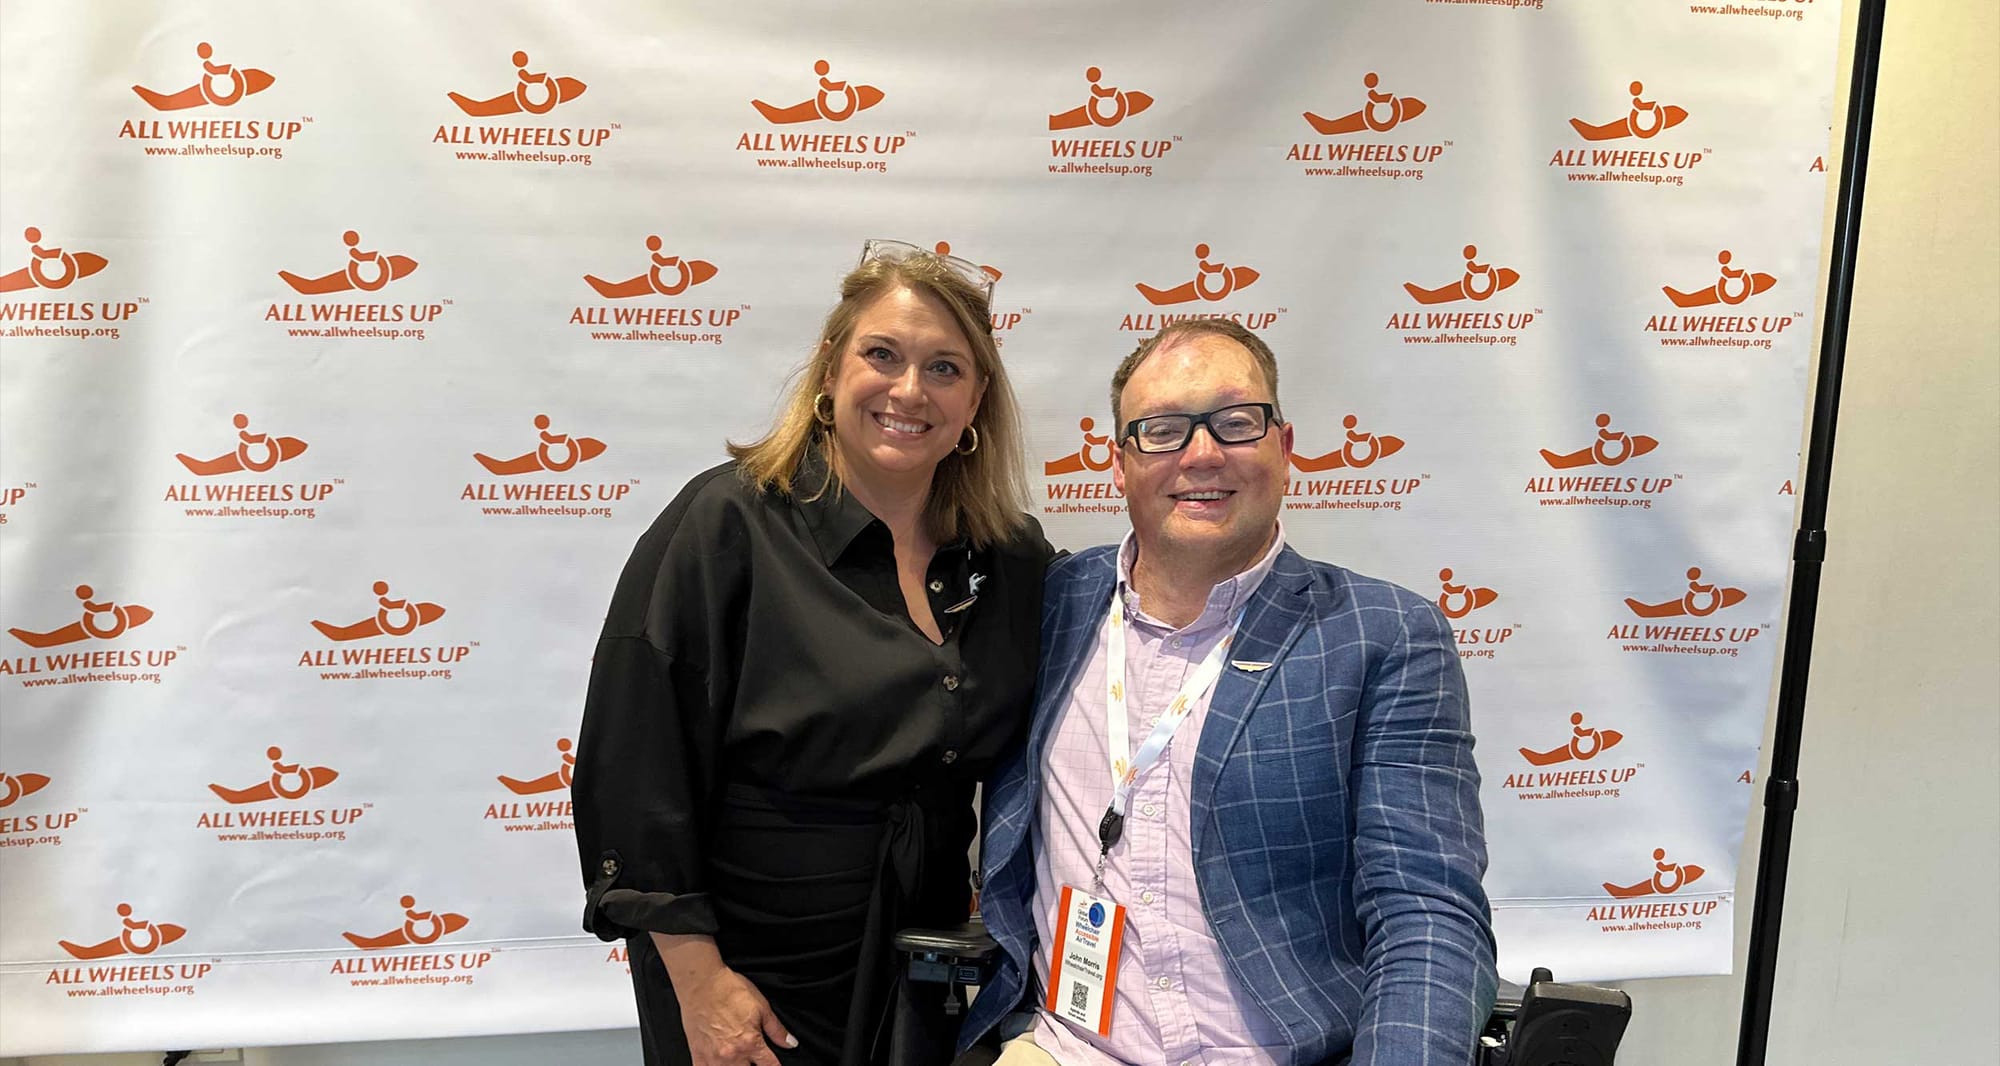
[4,0,1994,1062]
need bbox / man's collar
[1115,522,1287,627]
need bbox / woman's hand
[653,932,798,1066]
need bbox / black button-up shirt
[574,457,1052,939]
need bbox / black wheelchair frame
[898,922,1632,1066]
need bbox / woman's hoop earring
[813,392,835,426]
[955,425,980,456]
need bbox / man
[963,321,1496,1065]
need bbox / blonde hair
[728,252,1030,548]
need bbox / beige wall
[7,3,1995,1065]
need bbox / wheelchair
[895,921,1631,1066]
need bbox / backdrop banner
[0,0,1844,1053]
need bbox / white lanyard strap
[1103,591,1241,819]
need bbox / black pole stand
[1735,0,1888,1062]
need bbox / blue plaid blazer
[963,544,1498,1066]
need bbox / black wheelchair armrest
[1480,967,1632,1066]
[895,918,1000,988]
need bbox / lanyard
[1094,590,1241,890]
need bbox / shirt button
[1140,890,1155,904]
[929,579,944,593]
[600,858,619,878]
[942,750,958,764]
[1155,976,1171,990]
[942,674,960,691]
[1142,802,1158,817]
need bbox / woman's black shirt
[573,458,1052,940]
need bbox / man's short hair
[1110,318,1283,429]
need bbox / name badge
[1044,884,1126,1037]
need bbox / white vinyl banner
[0,0,1844,1054]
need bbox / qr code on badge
[1070,981,1090,1013]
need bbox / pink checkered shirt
[1030,528,1289,1066]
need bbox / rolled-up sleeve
[573,470,745,943]
[573,633,721,940]
[1349,594,1499,1066]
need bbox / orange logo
[1045,418,1115,476]
[311,581,445,642]
[1663,250,1776,308]
[1541,415,1658,470]
[0,227,108,292]
[0,771,51,808]
[475,416,607,475]
[1519,714,1625,767]
[753,60,883,124]
[132,42,274,111]
[498,739,575,795]
[1136,244,1260,305]
[280,231,418,295]
[342,895,470,950]
[1603,848,1705,899]
[934,242,1003,285]
[1293,416,1404,472]
[176,414,308,476]
[584,237,718,298]
[449,51,587,116]
[1570,80,1688,141]
[60,904,187,960]
[1304,72,1426,135]
[1626,567,1746,619]
[1436,568,1498,619]
[1405,245,1519,305]
[1050,67,1154,130]
[208,746,339,804]
[9,585,154,648]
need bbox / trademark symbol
[333,478,346,485]
[77,807,88,814]
[1277,307,1289,314]
[1021,307,1033,314]
[905,131,917,138]
[176,645,187,652]
[441,299,454,306]
[23,482,35,489]
[469,641,481,648]
[363,803,373,809]
[1534,308,1544,315]
[302,116,315,124]
[610,122,622,130]
[739,304,751,311]
[138,297,151,304]
[628,478,640,485]
[1421,473,1432,479]
[1443,140,1453,147]
[1172,134,1183,142]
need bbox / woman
[574,242,1050,1066]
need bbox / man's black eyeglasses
[1120,403,1281,454]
